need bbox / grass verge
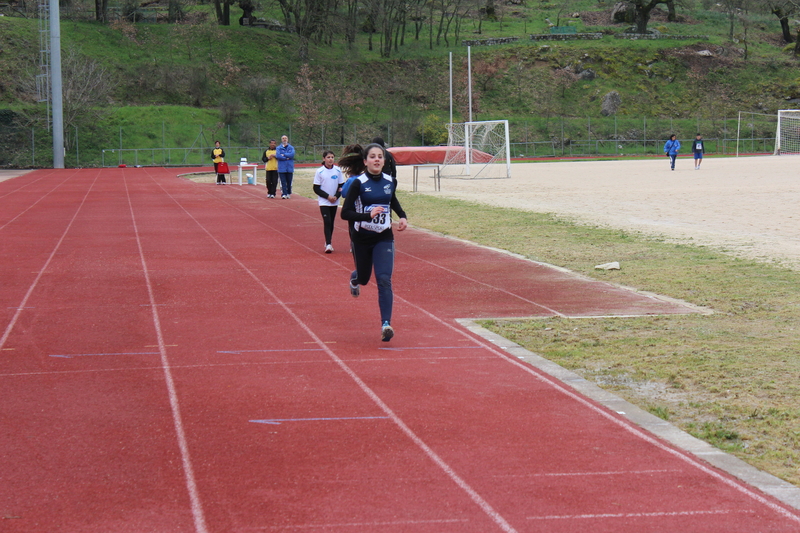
[221,171,800,486]
[394,188,800,487]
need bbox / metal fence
[5,115,779,169]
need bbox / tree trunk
[795,29,800,57]
[779,15,794,43]
[168,0,181,23]
[635,6,651,34]
[666,0,676,22]
[95,0,107,22]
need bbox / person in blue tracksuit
[340,143,408,342]
[664,134,681,171]
[276,135,295,198]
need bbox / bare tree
[275,0,333,59]
[24,46,116,132]
[765,0,800,43]
[95,0,109,22]
[629,0,687,34]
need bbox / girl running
[312,151,345,253]
[339,143,408,342]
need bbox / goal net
[774,110,800,155]
[440,120,511,179]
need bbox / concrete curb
[456,318,800,512]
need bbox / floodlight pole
[50,0,64,168]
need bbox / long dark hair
[338,144,365,177]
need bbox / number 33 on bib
[361,204,391,233]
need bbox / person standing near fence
[340,143,408,342]
[664,134,681,171]
[693,133,705,170]
[313,150,345,253]
[276,135,295,199]
[371,137,397,178]
[212,140,226,184]
[262,139,279,197]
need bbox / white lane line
[0,355,496,378]
[528,509,754,520]
[124,175,209,533]
[232,184,565,317]
[0,171,59,225]
[152,177,519,533]
[254,518,470,530]
[0,171,96,351]
[396,298,800,525]
[495,469,680,478]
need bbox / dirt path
[396,155,800,269]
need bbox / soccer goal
[774,110,800,155]
[440,120,511,179]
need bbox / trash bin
[246,173,255,185]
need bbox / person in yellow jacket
[261,139,279,197]
[212,140,226,184]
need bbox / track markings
[495,469,681,478]
[378,345,483,351]
[258,518,470,530]
[527,509,755,521]
[217,348,324,355]
[250,416,390,425]
[49,351,160,359]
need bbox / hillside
[0,1,799,167]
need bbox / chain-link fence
[2,114,778,169]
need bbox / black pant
[265,170,279,195]
[320,205,338,245]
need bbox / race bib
[695,142,702,150]
[360,204,391,233]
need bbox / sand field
[395,155,800,269]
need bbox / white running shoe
[381,322,394,342]
[325,244,333,254]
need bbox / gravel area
[395,155,800,269]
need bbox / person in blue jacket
[664,134,681,171]
[276,135,295,198]
[340,143,408,342]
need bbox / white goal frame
[441,120,512,179]
[774,110,800,155]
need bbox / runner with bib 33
[340,143,408,342]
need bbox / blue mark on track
[49,351,160,359]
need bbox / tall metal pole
[50,0,64,168]
[467,46,473,173]
[467,46,473,123]
[448,52,453,126]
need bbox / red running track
[0,168,797,532]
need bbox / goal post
[441,120,511,179]
[774,110,800,155]
[736,111,778,156]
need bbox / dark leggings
[668,154,677,169]
[320,205,338,245]
[351,239,395,324]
